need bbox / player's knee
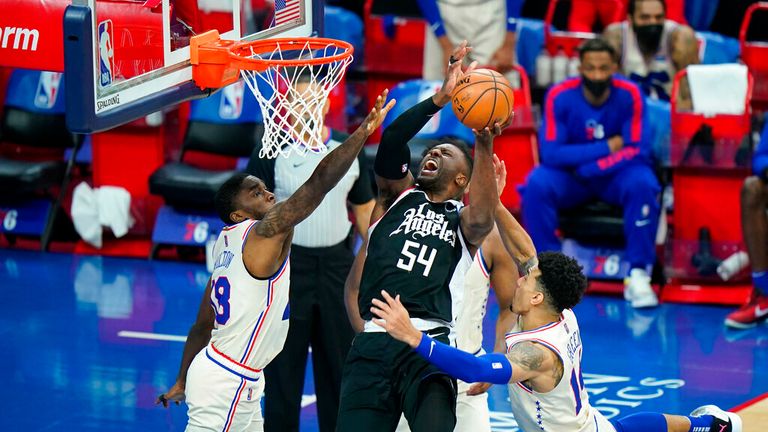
[742,176,767,208]
[524,168,555,199]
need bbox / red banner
[0,0,69,71]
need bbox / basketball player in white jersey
[371,166,744,432]
[155,91,394,432]
[603,0,698,102]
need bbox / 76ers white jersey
[208,219,291,372]
[505,309,614,432]
[453,249,491,393]
[621,20,681,100]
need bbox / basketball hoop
[191,30,354,158]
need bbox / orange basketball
[451,69,515,131]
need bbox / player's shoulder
[547,78,582,99]
[611,76,644,102]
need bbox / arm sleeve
[349,152,375,205]
[374,96,442,179]
[753,120,768,180]
[507,0,524,32]
[244,138,276,191]
[540,90,611,168]
[414,335,513,384]
[416,0,446,37]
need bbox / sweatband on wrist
[414,335,513,384]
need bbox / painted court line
[118,331,187,342]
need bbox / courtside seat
[0,72,75,197]
[149,82,262,209]
[559,201,625,246]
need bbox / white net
[239,40,353,159]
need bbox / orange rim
[228,37,354,71]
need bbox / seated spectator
[603,0,697,102]
[417,0,524,79]
[725,120,768,329]
[521,38,660,308]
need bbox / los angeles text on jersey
[390,202,458,246]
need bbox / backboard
[63,0,322,133]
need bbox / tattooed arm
[243,92,395,278]
[506,341,563,391]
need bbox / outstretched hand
[473,122,504,147]
[362,89,396,136]
[156,381,185,408]
[371,290,422,348]
[493,154,507,196]
[435,40,477,106]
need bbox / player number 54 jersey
[208,219,291,372]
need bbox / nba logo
[219,81,245,119]
[34,72,63,109]
[98,20,115,87]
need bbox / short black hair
[628,0,666,16]
[215,173,249,224]
[421,136,474,180]
[578,37,618,63]
[535,252,588,313]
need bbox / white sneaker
[625,268,658,308]
[689,405,742,432]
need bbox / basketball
[451,69,515,131]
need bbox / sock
[612,412,667,432]
[687,414,714,432]
[753,271,768,296]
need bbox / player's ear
[455,173,469,189]
[323,96,331,117]
[530,290,545,307]
[230,210,247,224]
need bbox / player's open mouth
[422,159,439,175]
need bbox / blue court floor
[2,248,767,431]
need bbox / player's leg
[310,243,355,432]
[245,377,267,431]
[185,349,263,432]
[263,249,314,432]
[461,0,505,67]
[597,163,661,307]
[337,333,401,432]
[454,391,491,432]
[611,405,741,432]
[521,166,594,253]
[726,176,768,328]
[400,329,457,432]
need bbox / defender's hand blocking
[156,381,185,408]
[361,89,396,136]
[493,154,507,196]
[435,40,477,106]
[371,291,423,348]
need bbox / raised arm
[344,238,368,333]
[157,279,215,407]
[459,125,499,248]
[491,155,537,274]
[243,92,394,277]
[374,41,475,205]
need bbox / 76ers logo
[98,20,115,87]
[585,120,605,140]
[34,72,63,109]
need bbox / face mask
[582,76,612,98]
[634,24,664,53]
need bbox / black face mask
[582,76,612,98]
[635,24,664,54]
